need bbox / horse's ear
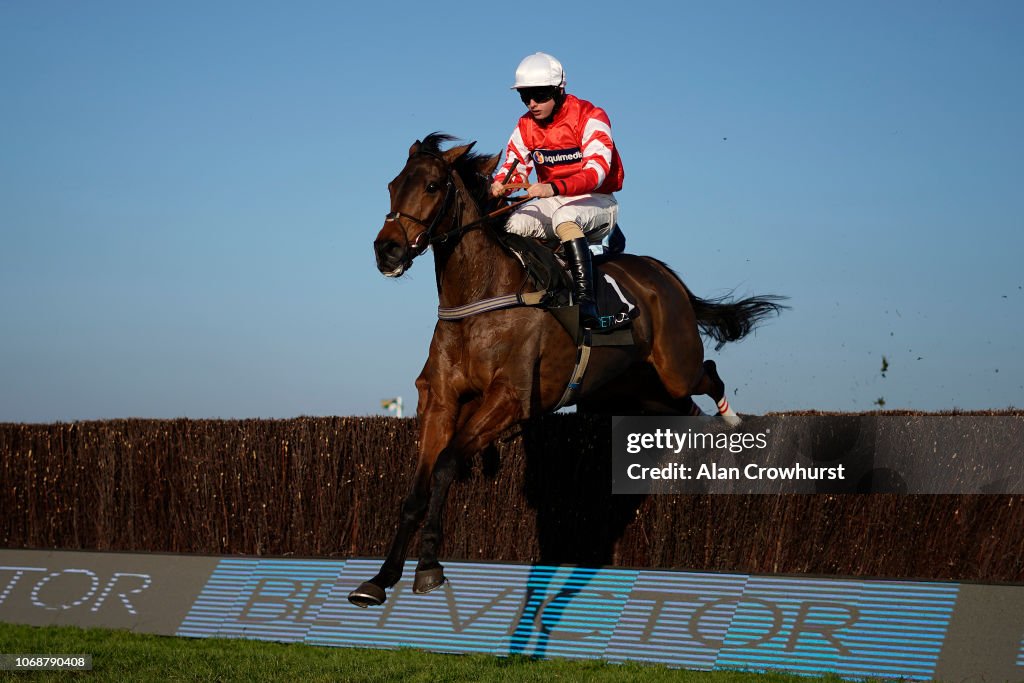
[442,141,476,164]
[409,140,422,157]
[478,153,501,177]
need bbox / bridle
[384,152,463,254]
[384,151,530,255]
[382,148,551,327]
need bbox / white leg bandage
[716,397,742,426]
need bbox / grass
[0,623,877,683]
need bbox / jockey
[490,52,625,330]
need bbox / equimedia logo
[532,148,583,166]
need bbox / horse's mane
[420,132,493,209]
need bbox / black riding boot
[564,237,601,329]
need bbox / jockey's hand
[526,183,555,199]
[489,181,506,198]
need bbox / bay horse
[349,133,784,607]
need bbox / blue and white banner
[3,550,1023,680]
[176,557,1017,680]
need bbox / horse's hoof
[722,413,743,428]
[348,581,387,608]
[413,566,447,594]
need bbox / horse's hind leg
[632,261,726,420]
[691,359,741,425]
[645,309,740,424]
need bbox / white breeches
[505,194,618,244]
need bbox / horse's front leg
[413,382,523,594]
[347,388,458,608]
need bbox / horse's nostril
[375,240,407,273]
[375,240,398,258]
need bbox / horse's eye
[426,181,440,193]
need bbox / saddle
[493,225,638,346]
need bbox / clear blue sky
[2,1,1022,422]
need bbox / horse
[349,133,785,607]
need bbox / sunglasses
[518,87,558,105]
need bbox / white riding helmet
[511,52,566,89]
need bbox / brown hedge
[1,415,1022,582]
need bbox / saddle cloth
[495,227,639,335]
[592,271,638,332]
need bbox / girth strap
[438,294,519,320]
[437,290,547,321]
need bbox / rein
[434,195,532,245]
[384,149,533,250]
[385,149,544,319]
[442,159,531,242]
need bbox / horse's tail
[647,257,789,348]
[689,290,788,348]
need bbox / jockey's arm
[492,126,532,196]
